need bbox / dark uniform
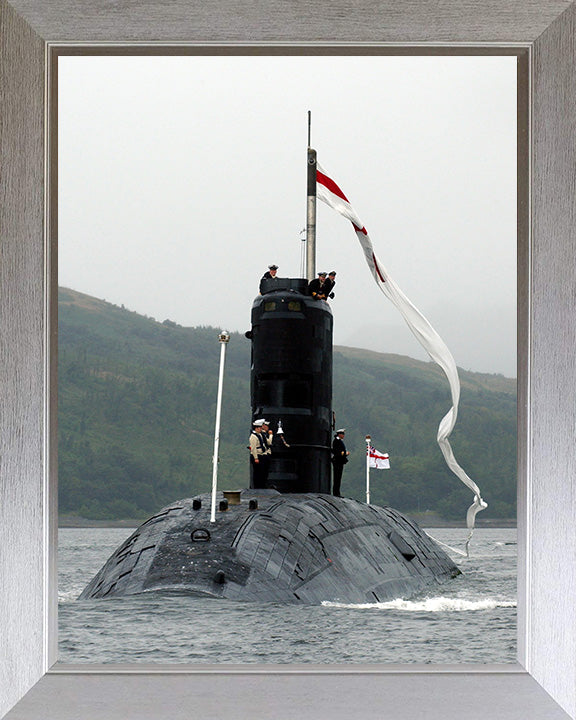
[249,428,271,487]
[308,274,328,299]
[259,265,279,294]
[324,273,336,298]
[331,432,348,497]
[259,424,273,483]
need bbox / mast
[306,111,317,282]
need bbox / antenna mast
[306,110,317,281]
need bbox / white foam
[322,597,517,612]
[58,588,83,603]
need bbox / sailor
[260,419,274,455]
[249,420,269,487]
[258,418,273,485]
[259,264,279,294]
[331,428,350,497]
[324,271,337,299]
[308,271,328,300]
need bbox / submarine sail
[249,277,332,494]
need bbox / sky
[58,54,517,377]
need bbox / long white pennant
[316,163,487,555]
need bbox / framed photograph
[55,50,518,665]
[1,2,575,719]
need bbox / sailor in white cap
[331,429,350,497]
[259,264,280,294]
[249,419,271,486]
[260,419,274,459]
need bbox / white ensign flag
[316,163,487,551]
[368,446,390,470]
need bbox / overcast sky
[59,55,517,377]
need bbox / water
[58,527,516,664]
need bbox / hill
[58,287,516,523]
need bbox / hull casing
[79,490,460,604]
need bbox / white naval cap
[336,428,346,434]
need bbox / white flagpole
[210,331,230,523]
[365,435,371,504]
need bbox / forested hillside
[58,287,516,522]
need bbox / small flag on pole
[368,446,390,470]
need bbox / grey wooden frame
[1,1,576,718]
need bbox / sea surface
[58,527,516,665]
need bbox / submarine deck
[79,490,460,605]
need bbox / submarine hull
[79,490,460,604]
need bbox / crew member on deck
[308,271,328,299]
[249,420,269,486]
[258,418,273,484]
[331,428,349,497]
[259,264,279,294]
[324,271,337,299]
[260,419,274,456]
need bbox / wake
[322,597,516,612]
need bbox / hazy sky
[59,55,517,376]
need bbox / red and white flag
[368,446,390,470]
[316,163,487,543]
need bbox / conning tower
[248,276,333,494]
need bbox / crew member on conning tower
[308,271,328,299]
[259,264,279,294]
[324,271,337,299]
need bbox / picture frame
[1,1,575,718]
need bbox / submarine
[79,140,461,605]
